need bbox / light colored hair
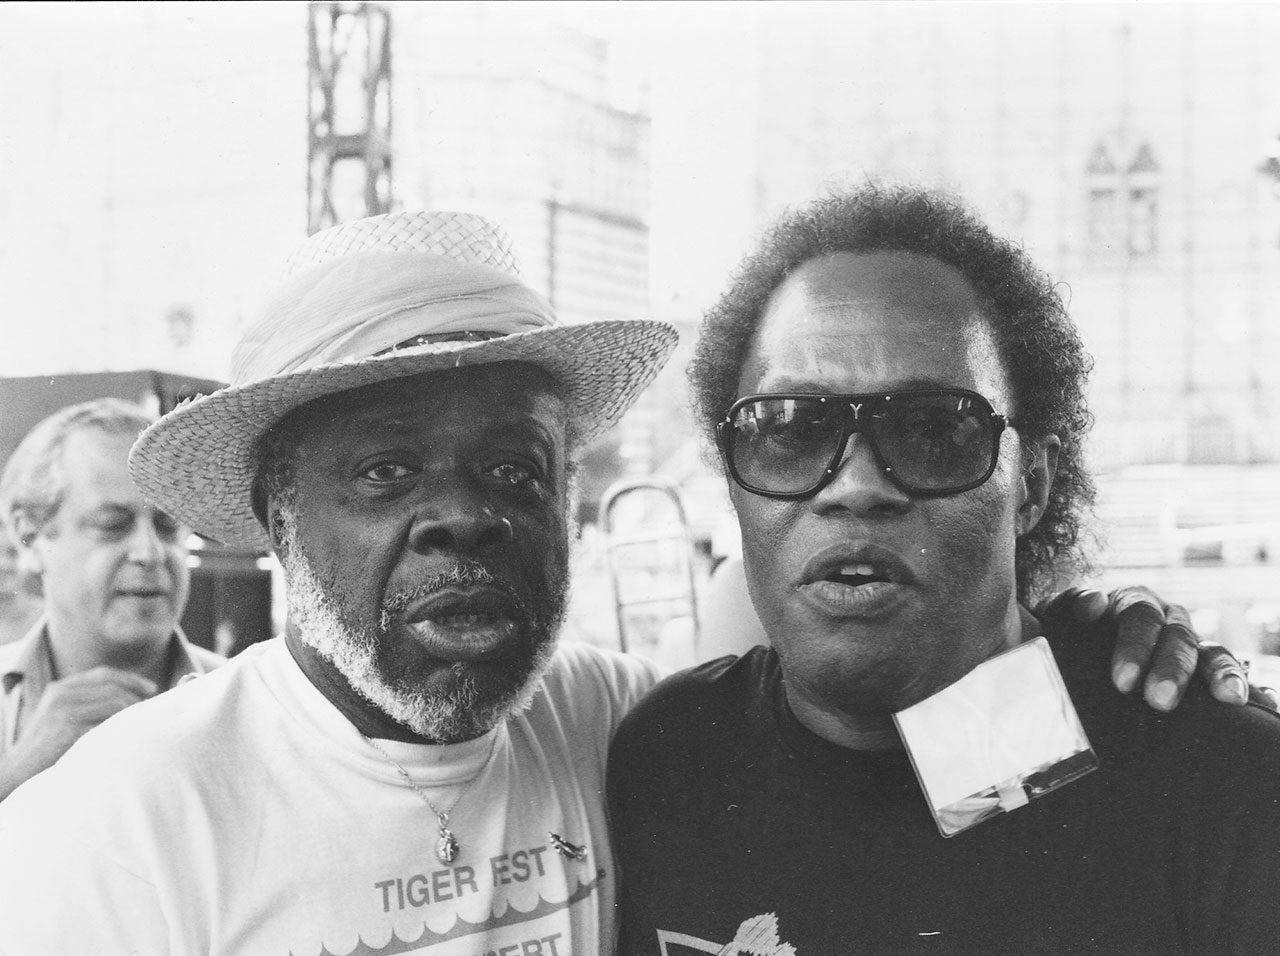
[0,398,156,545]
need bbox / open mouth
[396,586,526,661]
[824,563,895,588]
[800,544,913,589]
[421,612,508,627]
[797,547,913,618]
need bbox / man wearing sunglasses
[608,185,1280,954]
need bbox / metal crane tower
[306,2,392,235]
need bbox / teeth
[435,614,495,626]
[840,564,879,577]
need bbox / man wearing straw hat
[0,211,1250,955]
[0,211,677,955]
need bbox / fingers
[64,691,142,727]
[1032,587,1076,619]
[17,670,156,772]
[1139,602,1200,711]
[1195,643,1249,706]
[1106,586,1166,694]
[1092,587,1264,711]
[65,666,159,699]
[45,683,150,723]
[1208,652,1280,713]
[1252,685,1280,712]
[1035,587,1109,623]
[34,668,157,730]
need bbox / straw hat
[129,210,678,549]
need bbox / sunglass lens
[867,393,998,492]
[729,398,843,494]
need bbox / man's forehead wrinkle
[752,320,938,379]
[292,396,567,459]
[744,255,1014,409]
[757,372,972,395]
[341,410,417,433]
[797,249,985,306]
[804,285,981,324]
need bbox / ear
[1016,435,1060,536]
[10,511,46,578]
[264,500,289,553]
[250,479,285,553]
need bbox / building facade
[0,3,652,382]
[748,3,1280,648]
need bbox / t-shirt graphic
[0,640,664,955]
[655,913,797,956]
[307,848,602,956]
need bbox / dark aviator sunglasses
[716,388,1014,500]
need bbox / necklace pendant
[436,825,459,864]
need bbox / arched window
[1085,143,1120,263]
[1085,136,1161,264]
[1126,142,1160,259]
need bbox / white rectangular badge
[893,637,1097,837]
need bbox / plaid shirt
[0,617,223,753]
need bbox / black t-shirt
[608,616,1280,955]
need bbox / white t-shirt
[0,637,662,956]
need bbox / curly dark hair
[689,183,1095,600]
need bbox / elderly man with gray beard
[0,212,676,955]
[0,210,1251,956]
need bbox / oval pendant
[436,826,459,864]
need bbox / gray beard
[278,507,565,742]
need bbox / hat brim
[129,319,678,549]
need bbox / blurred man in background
[0,398,219,801]
[0,535,40,646]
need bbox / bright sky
[0,1,764,376]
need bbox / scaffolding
[306,2,392,235]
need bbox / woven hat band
[231,250,555,385]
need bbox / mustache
[379,561,531,625]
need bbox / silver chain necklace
[365,733,498,864]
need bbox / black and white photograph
[1,3,1278,953]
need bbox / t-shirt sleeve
[555,641,668,736]
[0,769,170,954]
